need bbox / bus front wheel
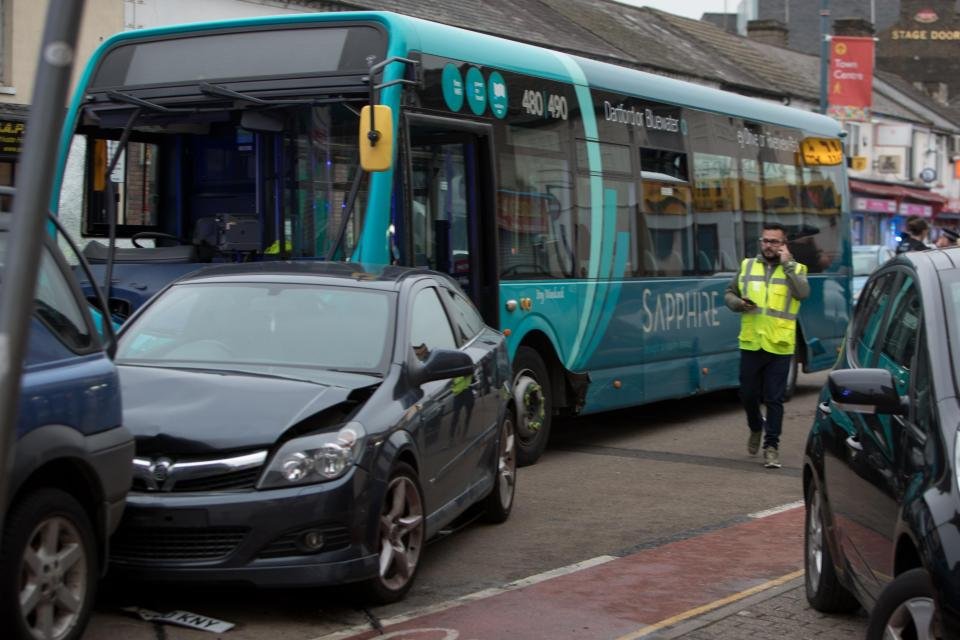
[512,346,552,467]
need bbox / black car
[803,247,960,638]
[108,262,516,602]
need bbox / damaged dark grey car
[109,262,516,602]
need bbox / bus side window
[639,148,692,277]
[574,141,636,279]
[497,148,574,280]
[692,152,740,275]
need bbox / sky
[617,0,740,20]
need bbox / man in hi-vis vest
[724,223,809,469]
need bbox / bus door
[406,116,498,326]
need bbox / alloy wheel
[496,417,517,511]
[806,488,824,591]
[378,475,424,591]
[18,516,88,640]
[883,597,940,640]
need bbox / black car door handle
[845,436,863,453]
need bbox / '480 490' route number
[521,89,568,120]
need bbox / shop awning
[850,179,948,204]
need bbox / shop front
[850,178,947,248]
[0,108,27,211]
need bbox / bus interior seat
[81,239,197,264]
[698,251,715,272]
[193,216,219,247]
[643,250,657,275]
[720,251,738,271]
[658,251,684,276]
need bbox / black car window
[410,287,456,359]
[34,244,93,352]
[443,287,485,345]
[912,327,936,435]
[876,276,919,395]
[852,271,897,366]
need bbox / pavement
[308,505,869,640]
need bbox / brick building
[739,0,900,53]
[877,1,960,106]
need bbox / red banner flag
[827,36,874,121]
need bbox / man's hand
[779,246,793,264]
[742,297,758,311]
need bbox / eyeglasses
[760,238,784,246]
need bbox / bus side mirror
[359,105,393,172]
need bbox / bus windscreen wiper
[100,107,141,303]
[325,163,365,261]
[105,89,196,113]
[199,82,335,106]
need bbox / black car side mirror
[409,348,474,387]
[828,368,907,415]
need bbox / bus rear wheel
[512,346,552,467]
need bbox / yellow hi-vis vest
[737,257,806,355]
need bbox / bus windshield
[61,102,368,262]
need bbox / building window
[844,122,862,157]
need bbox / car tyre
[804,481,860,613]
[512,346,552,467]
[0,488,98,640]
[482,409,517,524]
[866,568,943,640]
[361,462,425,604]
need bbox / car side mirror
[828,368,907,415]
[409,348,473,387]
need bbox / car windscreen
[116,281,394,376]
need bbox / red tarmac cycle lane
[332,507,805,640]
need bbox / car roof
[173,260,453,291]
[892,246,960,274]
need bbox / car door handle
[818,401,831,415]
[845,436,863,453]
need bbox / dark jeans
[739,348,793,450]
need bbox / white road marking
[748,500,804,519]
[309,555,617,640]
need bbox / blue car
[804,246,960,638]
[108,262,516,603]
[0,216,133,640]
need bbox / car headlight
[258,422,365,489]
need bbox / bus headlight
[259,422,365,488]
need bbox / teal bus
[52,12,851,465]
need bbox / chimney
[746,19,788,48]
[832,17,875,38]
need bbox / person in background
[896,216,930,254]
[724,223,809,469]
[788,225,829,273]
[935,227,959,248]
